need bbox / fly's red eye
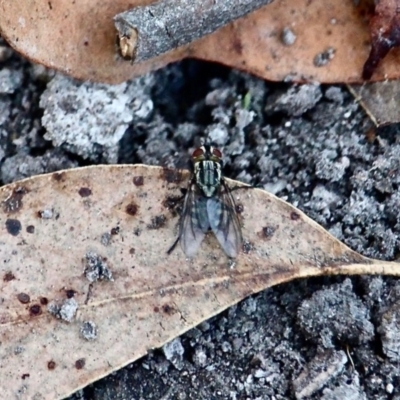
[212,148,222,158]
[192,148,204,158]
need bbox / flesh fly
[168,144,242,258]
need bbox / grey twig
[114,0,274,62]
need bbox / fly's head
[192,145,223,197]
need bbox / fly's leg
[166,196,184,255]
[229,184,253,193]
[167,236,180,254]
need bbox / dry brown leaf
[1,164,400,399]
[1,0,399,84]
[348,80,400,126]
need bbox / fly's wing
[179,183,209,257]
[207,180,242,258]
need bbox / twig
[114,0,274,62]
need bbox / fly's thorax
[194,159,222,197]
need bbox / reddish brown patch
[231,33,243,55]
[40,297,49,305]
[29,304,42,316]
[111,226,120,235]
[52,172,66,182]
[75,358,86,370]
[26,225,35,234]
[133,176,144,186]
[47,360,56,370]
[21,373,30,380]
[125,202,138,216]
[153,306,160,312]
[78,187,92,197]
[17,293,30,304]
[3,271,15,282]
[129,248,135,255]
[290,211,301,221]
[3,186,29,213]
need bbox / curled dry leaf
[363,0,400,80]
[1,0,400,84]
[1,165,400,398]
[348,80,400,126]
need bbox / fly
[167,144,242,258]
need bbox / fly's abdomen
[195,160,222,197]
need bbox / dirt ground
[1,37,400,400]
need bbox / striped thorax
[192,145,222,197]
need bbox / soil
[1,37,400,400]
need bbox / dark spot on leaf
[52,172,66,182]
[154,306,160,312]
[75,358,86,369]
[3,186,28,213]
[235,203,244,214]
[133,176,144,186]
[162,304,174,315]
[40,297,49,305]
[290,211,301,221]
[6,219,22,236]
[129,248,135,255]
[26,225,35,234]
[126,202,138,216]
[262,226,276,239]
[3,271,15,282]
[147,215,167,230]
[47,360,56,370]
[21,373,30,380]
[29,304,42,316]
[65,289,76,298]
[17,293,30,304]
[111,226,120,235]
[162,168,183,184]
[78,187,92,197]
[232,35,243,55]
